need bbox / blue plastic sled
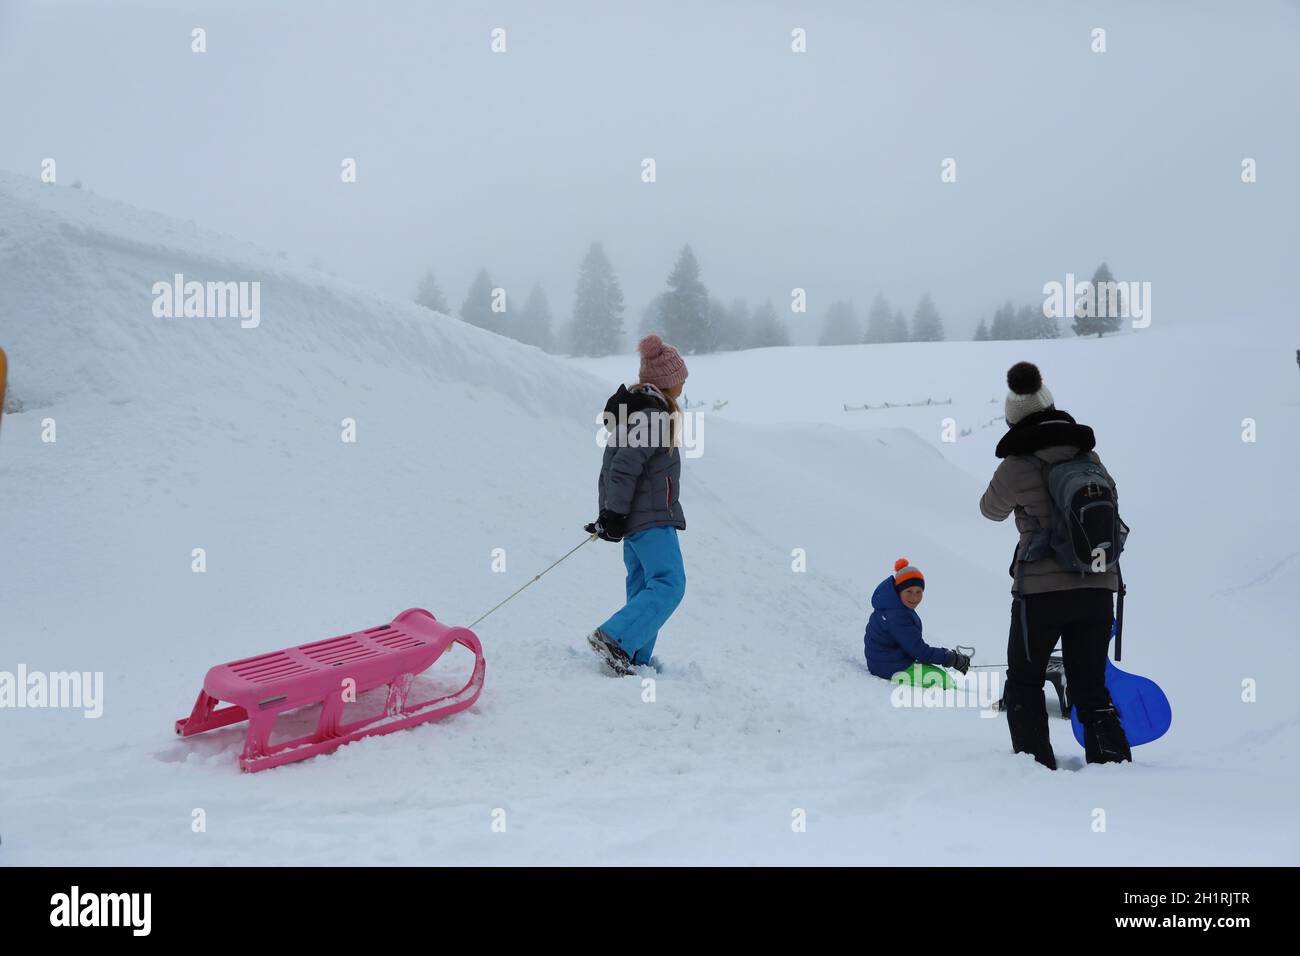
[1070,622,1171,747]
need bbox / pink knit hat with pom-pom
[637,334,688,391]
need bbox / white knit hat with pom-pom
[1004,361,1055,425]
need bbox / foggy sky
[2,0,1297,342]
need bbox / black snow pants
[1003,587,1114,769]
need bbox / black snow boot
[586,628,634,677]
[1003,680,1057,770]
[1083,705,1132,764]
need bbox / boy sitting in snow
[864,558,971,680]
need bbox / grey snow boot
[586,628,634,677]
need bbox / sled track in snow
[1212,551,1299,596]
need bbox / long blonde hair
[632,382,680,450]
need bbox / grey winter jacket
[598,384,686,537]
[979,408,1119,595]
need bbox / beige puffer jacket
[980,412,1120,596]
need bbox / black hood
[994,407,1096,459]
[603,384,667,418]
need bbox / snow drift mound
[0,171,595,416]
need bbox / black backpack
[1017,453,1130,659]
[1037,455,1128,574]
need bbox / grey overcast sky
[2,0,1297,340]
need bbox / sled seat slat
[174,608,485,772]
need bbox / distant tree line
[413,242,792,358]
[416,267,557,352]
[817,292,946,346]
[412,253,1125,354]
[974,302,1061,341]
[974,262,1124,341]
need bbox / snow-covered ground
[1,172,1297,865]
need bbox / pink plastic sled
[174,608,485,773]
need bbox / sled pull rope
[468,533,598,629]
[954,645,1008,670]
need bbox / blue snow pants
[598,526,686,665]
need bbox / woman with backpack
[584,334,688,676]
[980,362,1131,769]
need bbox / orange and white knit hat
[892,557,925,592]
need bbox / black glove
[945,649,971,674]
[584,510,628,542]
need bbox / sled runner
[174,608,485,772]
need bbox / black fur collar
[994,407,1096,459]
[603,384,667,418]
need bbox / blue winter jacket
[863,577,949,679]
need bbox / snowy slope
[1,172,1297,865]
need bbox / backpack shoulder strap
[1114,563,1125,662]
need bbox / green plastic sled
[890,662,955,690]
